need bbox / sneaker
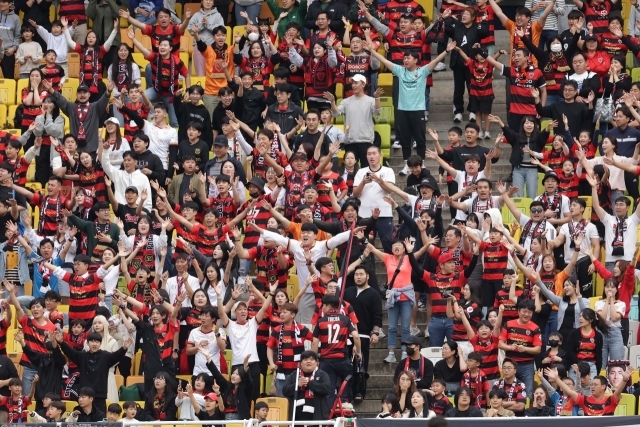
[383,353,397,363]
[410,326,421,336]
[504,172,513,183]
[399,162,410,175]
[378,329,386,338]
[434,62,446,72]
[454,113,462,123]
[392,140,401,149]
[469,112,476,122]
[412,140,417,148]
[424,114,429,122]
[424,329,430,338]
[401,351,408,360]
[484,131,492,140]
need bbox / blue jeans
[605,262,616,275]
[515,361,535,398]
[569,360,597,384]
[234,2,262,24]
[602,326,625,362]
[387,300,412,350]
[145,87,179,127]
[544,310,558,346]
[275,378,286,397]
[546,94,563,106]
[104,295,112,312]
[22,366,38,396]
[611,190,625,204]
[136,13,157,25]
[428,317,453,347]
[512,166,539,198]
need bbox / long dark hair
[518,115,540,143]
[110,43,134,95]
[28,68,46,94]
[381,393,402,415]
[338,150,359,175]
[581,307,610,336]
[393,371,417,412]
[202,260,220,294]
[42,95,61,121]
[103,122,124,151]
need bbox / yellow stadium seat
[8,352,21,365]
[537,172,544,195]
[375,96,394,125]
[49,4,56,22]
[68,53,80,79]
[115,374,124,391]
[260,371,274,395]
[233,26,247,39]
[183,3,201,17]
[58,304,69,313]
[225,26,232,46]
[632,68,640,84]
[132,53,150,71]
[6,330,22,353]
[256,397,288,421]
[175,3,182,17]
[614,393,637,415]
[126,375,144,386]
[287,274,299,300]
[134,350,142,375]
[62,78,80,103]
[335,83,343,98]
[375,124,391,161]
[224,349,232,370]
[502,197,532,225]
[0,79,17,106]
[625,196,634,216]
[121,28,134,47]
[179,52,190,71]
[16,78,28,104]
[26,162,35,183]
[134,29,152,53]
[32,206,40,230]
[62,400,78,418]
[180,33,194,54]
[8,105,17,128]
[589,296,599,309]
[0,104,6,129]
[378,73,393,90]
[6,129,21,137]
[25,183,42,194]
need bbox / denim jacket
[0,242,31,285]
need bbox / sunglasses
[530,208,543,214]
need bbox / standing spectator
[16,25,43,78]
[86,0,120,73]
[324,77,382,168]
[283,351,331,421]
[31,20,72,79]
[266,0,307,39]
[17,0,51,51]
[526,0,565,49]
[59,0,87,45]
[305,0,347,38]
[0,0,21,79]
[187,0,224,77]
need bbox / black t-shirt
[0,211,19,244]
[532,302,552,333]
[439,144,497,172]
[0,186,27,208]
[560,302,577,331]
[406,168,435,188]
[0,355,18,397]
[292,130,332,156]
[434,358,463,384]
[115,204,151,234]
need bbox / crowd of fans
[0,0,640,421]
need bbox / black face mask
[548,339,559,347]
[406,347,416,357]
[249,191,261,199]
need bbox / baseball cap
[125,186,139,194]
[204,392,218,401]
[402,335,422,346]
[213,135,228,147]
[290,152,307,162]
[437,252,454,264]
[232,300,248,313]
[104,117,119,126]
[77,84,90,92]
[351,74,367,84]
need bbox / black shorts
[468,97,494,114]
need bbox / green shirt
[266,0,308,38]
[392,64,431,111]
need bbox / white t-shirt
[454,170,487,221]
[461,195,502,216]
[518,214,557,251]
[353,166,396,217]
[188,327,227,375]
[560,220,599,262]
[226,319,260,366]
[144,123,178,169]
[594,300,626,328]
[603,213,640,262]
[165,275,201,325]
[534,193,570,219]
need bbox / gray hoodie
[0,11,21,50]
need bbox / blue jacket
[129,0,163,14]
[0,242,31,286]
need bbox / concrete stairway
[353,30,513,418]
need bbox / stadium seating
[256,397,289,421]
[0,79,17,106]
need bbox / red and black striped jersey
[40,64,65,92]
[172,217,197,258]
[438,0,464,18]
[257,305,282,344]
[452,300,482,341]
[385,25,426,65]
[580,0,613,34]
[21,89,48,130]
[128,279,157,316]
[284,169,317,218]
[429,395,453,415]
[577,327,597,362]
[558,172,580,199]
[313,310,355,359]
[74,45,107,93]
[417,39,433,87]
[462,370,490,408]
[76,165,107,203]
[61,271,100,322]
[19,315,56,367]
[305,31,340,51]
[64,330,88,371]
[0,395,31,423]
[597,32,628,57]
[208,194,237,228]
[470,334,500,379]
[31,193,68,237]
[499,319,542,363]
[479,241,509,280]
[148,52,189,98]
[310,300,358,325]
[190,223,230,257]
[7,157,30,187]
[422,271,463,317]
[316,172,348,211]
[240,193,277,248]
[143,24,183,55]
[251,146,289,180]
[494,287,523,323]
[542,149,568,176]
[267,323,313,375]
[429,246,471,274]
[123,102,150,143]
[476,6,495,45]
[58,0,86,25]
[466,58,494,99]
[575,393,620,416]
[247,245,292,290]
[503,65,546,116]
[344,54,376,97]
[237,56,274,90]
[0,131,18,161]
[383,0,425,23]
[493,378,527,416]
[48,310,64,330]
[152,316,180,363]
[0,318,10,356]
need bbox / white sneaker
[392,141,401,149]
[424,329,430,338]
[454,113,462,123]
[469,112,476,122]
[378,329,386,338]
[412,140,417,148]
[424,114,429,122]
[399,162,410,175]
[384,353,397,363]
[401,351,408,360]
[434,62,446,72]
[410,326,421,336]
[484,131,492,140]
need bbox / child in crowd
[425,379,453,416]
[39,50,66,92]
[461,351,490,409]
[30,19,73,77]
[121,401,140,421]
[485,388,515,417]
[16,25,43,78]
[254,401,270,423]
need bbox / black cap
[584,33,598,42]
[125,186,139,194]
[542,171,559,184]
[303,184,318,192]
[248,177,266,193]
[290,152,308,162]
[77,84,90,92]
[213,135,228,147]
[402,335,422,346]
[417,177,438,191]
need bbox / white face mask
[248,32,259,42]
[550,43,562,52]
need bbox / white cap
[104,117,120,126]
[351,74,367,84]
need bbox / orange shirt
[286,222,330,241]
[504,19,543,67]
[201,44,235,96]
